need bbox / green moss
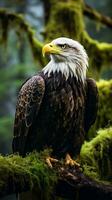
[81,127,112,183]
[88,80,112,139]
[45,0,84,41]
[0,151,57,199]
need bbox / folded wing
[12,75,45,155]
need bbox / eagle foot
[46,156,59,168]
[65,153,80,167]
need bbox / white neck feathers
[43,59,88,83]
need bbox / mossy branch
[84,4,112,29]
[81,127,112,182]
[0,9,44,66]
[0,151,57,199]
[0,128,112,200]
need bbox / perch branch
[0,153,112,199]
[84,4,112,29]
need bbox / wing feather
[12,75,45,154]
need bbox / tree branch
[0,150,112,199]
[84,4,112,29]
[0,9,44,67]
[56,167,112,200]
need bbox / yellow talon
[46,156,59,168]
[65,153,80,167]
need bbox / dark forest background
[0,0,112,199]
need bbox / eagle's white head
[42,37,88,83]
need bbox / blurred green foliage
[0,117,13,153]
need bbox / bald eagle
[12,37,98,162]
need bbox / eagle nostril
[50,44,53,47]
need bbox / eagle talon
[46,156,59,168]
[65,153,80,167]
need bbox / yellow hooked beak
[42,42,61,57]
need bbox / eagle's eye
[58,44,67,49]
